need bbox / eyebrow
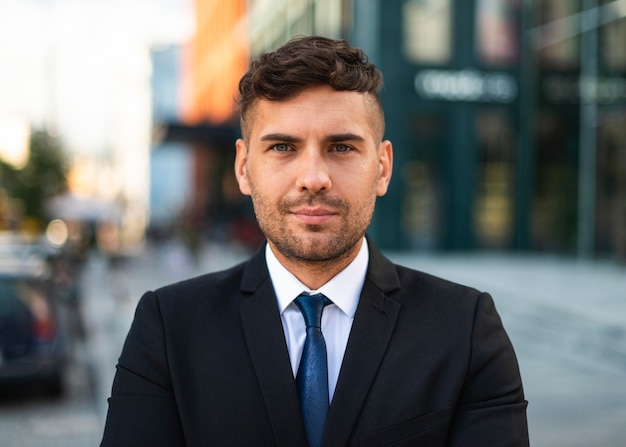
[260,133,301,143]
[325,133,365,143]
[259,132,366,143]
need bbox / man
[101,36,529,446]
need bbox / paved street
[0,325,102,447]
[0,362,101,447]
[82,241,626,446]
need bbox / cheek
[247,171,278,205]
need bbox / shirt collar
[266,238,369,319]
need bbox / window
[538,0,580,69]
[601,1,626,72]
[475,0,521,67]
[474,109,515,248]
[403,0,452,65]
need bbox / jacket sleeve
[447,292,529,447]
[100,291,185,447]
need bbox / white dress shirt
[265,238,369,402]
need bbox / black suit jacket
[101,242,528,446]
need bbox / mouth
[291,207,337,225]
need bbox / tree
[0,129,68,229]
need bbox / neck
[269,238,364,290]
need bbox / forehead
[245,86,379,141]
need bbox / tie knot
[294,293,332,328]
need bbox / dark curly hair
[238,36,384,139]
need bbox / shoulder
[140,259,251,320]
[129,246,271,333]
[367,245,489,328]
[376,255,494,330]
[367,240,483,306]
[158,260,247,296]
[367,239,481,302]
[393,263,482,301]
[388,262,511,351]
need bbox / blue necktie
[294,293,332,447]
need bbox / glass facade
[372,0,626,257]
[601,0,626,72]
[473,108,516,248]
[403,0,452,64]
[475,0,521,67]
[537,0,580,69]
[248,0,346,57]
[401,112,446,250]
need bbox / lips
[292,207,336,225]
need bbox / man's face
[235,85,392,265]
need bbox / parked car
[0,254,68,395]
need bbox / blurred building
[170,0,625,258]
[156,0,260,247]
[370,0,626,260]
[149,45,193,237]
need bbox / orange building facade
[183,0,249,125]
[174,0,260,247]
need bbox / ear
[235,138,252,196]
[376,140,393,196]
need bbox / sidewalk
[84,242,626,446]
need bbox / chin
[297,237,359,263]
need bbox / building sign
[415,69,518,103]
[542,75,626,104]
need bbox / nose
[295,148,332,194]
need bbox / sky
[0,0,194,155]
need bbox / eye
[272,143,291,152]
[333,143,352,153]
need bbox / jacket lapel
[239,247,308,447]
[322,243,401,446]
